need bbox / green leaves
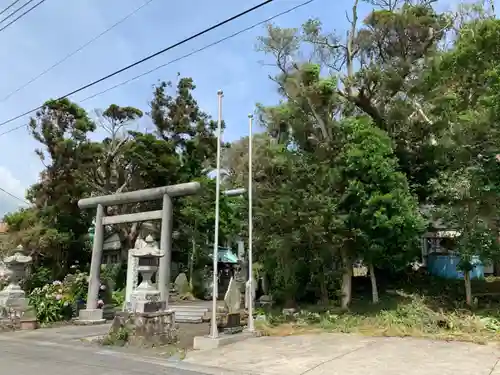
[336,118,425,267]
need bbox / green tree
[425,16,500,303]
[82,104,144,252]
[21,98,96,276]
[123,77,235,273]
[258,0,451,202]
[335,118,425,303]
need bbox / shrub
[24,267,52,292]
[112,289,125,308]
[63,271,88,303]
[29,270,91,324]
[29,281,74,323]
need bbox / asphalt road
[0,338,212,375]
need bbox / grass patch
[256,291,500,344]
[101,326,130,347]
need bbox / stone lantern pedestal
[0,246,33,318]
[109,235,177,346]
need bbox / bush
[112,289,125,308]
[24,267,52,293]
[28,267,120,324]
[63,271,88,303]
[29,281,74,323]
[29,270,91,324]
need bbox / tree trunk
[188,237,196,291]
[369,263,379,304]
[464,270,472,306]
[340,247,352,310]
[319,270,329,305]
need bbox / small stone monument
[174,272,190,295]
[244,278,257,310]
[220,277,242,333]
[353,260,368,277]
[224,277,241,313]
[130,235,165,313]
[124,239,142,311]
[0,245,32,318]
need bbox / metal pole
[210,89,224,339]
[247,113,255,332]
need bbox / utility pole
[247,113,255,332]
[210,90,224,339]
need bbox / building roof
[0,222,8,234]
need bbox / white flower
[100,284,106,291]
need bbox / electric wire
[0,0,316,204]
[80,0,315,104]
[1,0,157,103]
[0,186,29,205]
[0,0,316,137]
[0,0,47,33]
[0,0,274,131]
[0,0,23,18]
[0,0,36,24]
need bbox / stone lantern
[0,245,32,315]
[130,235,165,313]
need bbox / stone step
[174,310,206,317]
[176,315,203,323]
[171,306,209,312]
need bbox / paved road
[0,332,227,375]
[1,324,499,375]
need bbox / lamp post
[210,89,224,339]
[247,113,255,332]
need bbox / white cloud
[0,166,28,217]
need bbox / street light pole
[210,89,223,339]
[247,113,255,332]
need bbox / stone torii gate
[76,182,201,323]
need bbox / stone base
[19,319,37,330]
[132,300,166,313]
[109,310,177,346]
[75,308,106,325]
[193,332,253,351]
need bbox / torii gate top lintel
[78,182,201,210]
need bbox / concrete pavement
[184,333,500,375]
[0,324,499,375]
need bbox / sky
[0,0,484,216]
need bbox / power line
[80,0,315,104]
[0,0,315,138]
[0,0,23,18]
[0,186,29,205]
[0,0,47,33]
[0,0,36,24]
[1,0,157,103]
[0,0,274,130]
